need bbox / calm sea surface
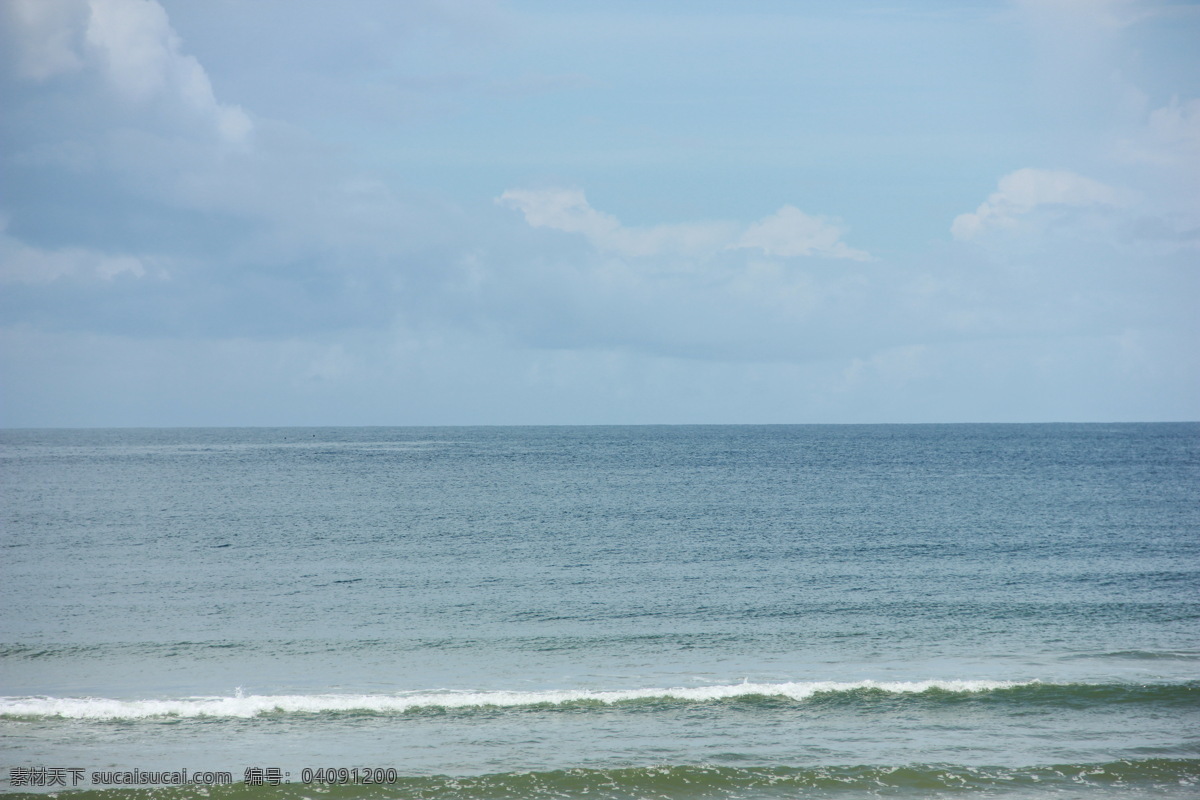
[1,424,1198,798]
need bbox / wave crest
[3,679,1196,720]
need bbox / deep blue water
[1,424,1198,798]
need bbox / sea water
[1,424,1197,798]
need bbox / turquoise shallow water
[1,424,1198,797]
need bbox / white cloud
[3,0,88,79]
[497,188,868,260]
[4,0,251,145]
[1147,97,1200,155]
[733,205,871,261]
[0,225,147,283]
[85,0,175,102]
[951,168,1123,240]
[1119,96,1200,168]
[496,188,735,258]
[498,188,620,242]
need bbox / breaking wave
[3,679,1196,721]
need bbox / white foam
[0,679,1032,720]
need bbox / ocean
[1,423,1197,799]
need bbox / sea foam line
[0,679,1031,719]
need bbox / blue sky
[1,0,1197,426]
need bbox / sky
[1,0,1197,427]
